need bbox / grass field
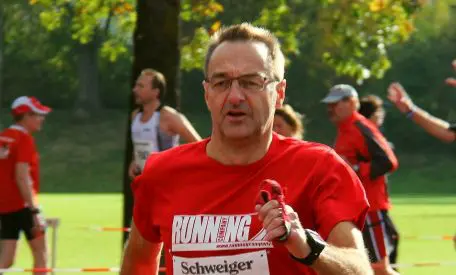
[11,194,456,275]
[2,110,455,274]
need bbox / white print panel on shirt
[171,214,273,252]
[0,136,14,159]
[173,250,270,275]
[133,140,156,171]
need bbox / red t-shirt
[0,125,40,213]
[132,134,369,275]
[334,112,398,211]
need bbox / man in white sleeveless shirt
[129,68,202,178]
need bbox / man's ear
[203,80,211,111]
[275,79,287,108]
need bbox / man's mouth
[227,111,247,117]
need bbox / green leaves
[30,0,135,62]
[316,0,421,83]
[180,0,422,83]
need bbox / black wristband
[29,207,41,214]
[290,229,326,266]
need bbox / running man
[129,68,202,178]
[322,85,399,275]
[0,96,51,275]
[121,23,372,275]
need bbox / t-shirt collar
[10,124,28,133]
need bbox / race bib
[133,140,156,170]
[173,250,270,275]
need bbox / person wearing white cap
[322,85,400,275]
[0,96,50,275]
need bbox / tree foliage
[29,0,135,62]
[26,0,425,82]
[181,0,424,83]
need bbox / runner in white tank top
[129,69,202,178]
[131,111,161,171]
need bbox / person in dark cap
[322,85,400,275]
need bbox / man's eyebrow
[209,72,266,79]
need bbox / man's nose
[226,80,246,105]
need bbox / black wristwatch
[290,229,327,266]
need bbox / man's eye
[213,80,229,87]
[240,80,261,89]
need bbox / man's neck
[12,123,31,133]
[337,111,357,126]
[142,100,161,114]
[140,101,161,120]
[206,131,273,165]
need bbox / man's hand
[31,211,46,238]
[128,161,140,179]
[255,201,311,259]
[387,82,414,113]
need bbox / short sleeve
[310,149,369,240]
[132,170,162,243]
[16,135,35,163]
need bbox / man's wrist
[288,230,311,259]
[405,104,417,118]
[290,229,326,266]
[29,206,41,214]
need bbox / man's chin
[221,127,255,140]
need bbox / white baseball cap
[321,84,359,104]
[11,96,52,115]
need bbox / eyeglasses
[205,74,276,93]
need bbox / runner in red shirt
[0,96,51,275]
[321,85,399,275]
[120,23,372,275]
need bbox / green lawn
[2,110,455,274]
[10,194,456,275]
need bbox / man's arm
[257,202,372,275]
[120,221,163,275]
[407,106,455,143]
[162,107,202,143]
[388,82,456,143]
[354,122,398,180]
[311,222,372,274]
[15,163,37,209]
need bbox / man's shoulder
[160,105,180,118]
[1,127,30,142]
[275,135,332,160]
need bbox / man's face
[370,108,385,127]
[203,41,286,140]
[273,115,294,137]
[326,98,353,123]
[133,74,159,105]
[23,113,46,132]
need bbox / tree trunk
[0,2,4,125]
[132,0,181,109]
[122,0,181,256]
[74,38,101,118]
